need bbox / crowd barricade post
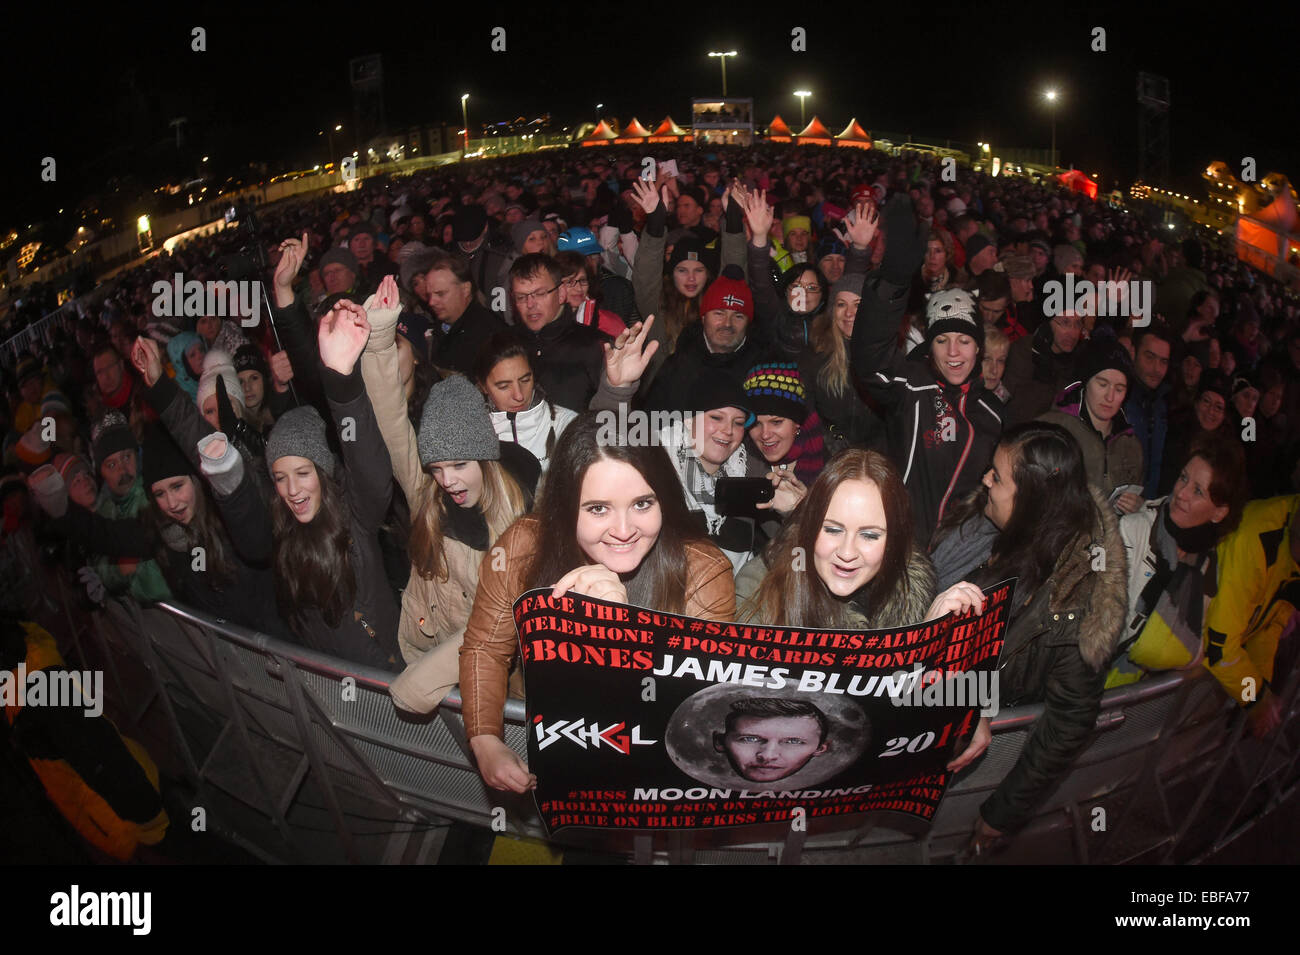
[74,594,1298,865]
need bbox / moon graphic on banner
[665,682,869,790]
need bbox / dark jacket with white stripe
[850,275,1004,545]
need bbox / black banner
[517,580,1013,834]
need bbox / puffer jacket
[734,546,937,627]
[849,274,1004,545]
[979,486,1129,833]
[1039,381,1144,500]
[459,515,737,740]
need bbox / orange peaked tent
[766,115,793,142]
[581,119,618,146]
[835,118,872,149]
[649,116,688,142]
[795,116,833,146]
[614,118,652,144]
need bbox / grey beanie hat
[511,218,548,254]
[266,406,336,478]
[830,274,866,301]
[417,375,500,466]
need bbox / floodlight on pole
[461,94,470,157]
[1044,89,1059,168]
[708,51,737,97]
[794,90,811,127]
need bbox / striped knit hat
[742,362,809,423]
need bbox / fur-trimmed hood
[1045,485,1129,669]
[847,546,938,630]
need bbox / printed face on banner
[714,707,830,782]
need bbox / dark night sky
[4,5,1295,229]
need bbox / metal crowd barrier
[71,594,1299,865]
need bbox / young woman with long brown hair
[460,412,738,793]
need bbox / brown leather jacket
[459,515,737,739]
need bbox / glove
[879,193,928,287]
[77,565,106,605]
[196,431,245,498]
[27,465,68,519]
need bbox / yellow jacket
[1204,495,1300,706]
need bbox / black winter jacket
[428,299,507,377]
[511,307,610,412]
[977,487,1128,832]
[850,275,1004,544]
[221,364,401,669]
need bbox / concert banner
[516,579,1013,834]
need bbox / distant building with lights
[691,98,754,146]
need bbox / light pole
[460,94,469,157]
[1044,89,1058,168]
[794,90,811,127]
[596,103,603,123]
[708,51,737,97]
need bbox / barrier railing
[71,594,1299,864]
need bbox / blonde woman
[359,275,538,713]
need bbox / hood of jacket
[1047,485,1129,669]
[1053,380,1135,439]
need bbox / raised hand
[366,273,401,313]
[131,336,164,388]
[274,231,310,292]
[835,201,880,251]
[269,350,294,392]
[740,188,773,247]
[630,178,661,215]
[602,314,660,389]
[317,299,371,375]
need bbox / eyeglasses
[790,283,822,293]
[561,276,589,288]
[512,284,559,306]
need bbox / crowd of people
[3,143,1298,853]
